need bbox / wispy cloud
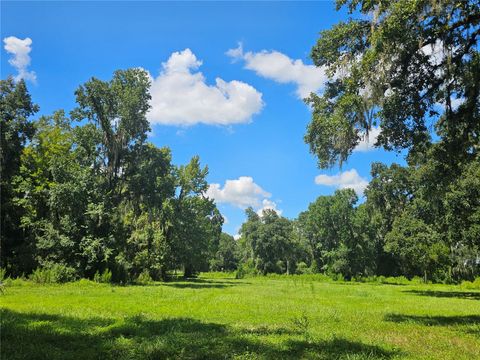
[226,43,328,99]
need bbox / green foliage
[295,262,311,275]
[385,210,449,281]
[239,208,298,275]
[29,264,77,284]
[306,0,480,166]
[235,259,257,279]
[1,78,38,276]
[0,268,6,282]
[94,269,112,284]
[135,270,153,285]
[461,278,480,290]
[2,69,223,283]
[209,233,239,272]
[301,0,480,284]
[297,189,375,279]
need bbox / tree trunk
[184,264,194,278]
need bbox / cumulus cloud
[206,176,283,216]
[147,49,264,126]
[226,43,328,99]
[256,198,282,216]
[206,176,271,209]
[3,36,36,83]
[354,127,381,152]
[315,169,369,196]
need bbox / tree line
[190,0,480,283]
[229,0,480,283]
[1,72,222,282]
[1,0,479,283]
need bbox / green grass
[1,275,479,359]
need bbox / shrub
[94,269,112,283]
[29,264,77,284]
[136,270,153,285]
[30,268,53,284]
[0,268,7,282]
[296,262,311,275]
[461,277,480,290]
[50,264,77,283]
[235,259,257,279]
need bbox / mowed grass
[1,275,479,360]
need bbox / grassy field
[1,275,479,360]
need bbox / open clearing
[1,275,479,360]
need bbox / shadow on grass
[385,313,480,326]
[385,313,480,338]
[404,290,480,300]
[1,309,402,360]
[159,278,243,289]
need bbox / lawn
[1,275,479,359]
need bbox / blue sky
[2,1,406,236]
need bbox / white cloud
[206,176,271,209]
[314,169,368,196]
[256,198,282,216]
[233,234,241,241]
[227,43,328,99]
[354,126,381,152]
[206,176,283,217]
[147,49,263,126]
[3,36,36,83]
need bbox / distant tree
[443,160,480,279]
[385,210,449,282]
[298,189,376,279]
[209,233,239,272]
[238,208,297,275]
[363,163,413,275]
[238,208,262,265]
[255,209,295,274]
[170,156,223,278]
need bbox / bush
[461,277,480,290]
[296,262,311,275]
[0,268,7,282]
[94,269,112,283]
[30,268,53,284]
[235,259,257,279]
[29,264,77,284]
[136,270,153,285]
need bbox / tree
[170,156,223,277]
[238,208,297,275]
[385,210,449,282]
[363,162,413,275]
[298,189,374,279]
[0,78,38,274]
[443,160,480,279]
[209,233,239,272]
[71,68,151,198]
[305,0,480,168]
